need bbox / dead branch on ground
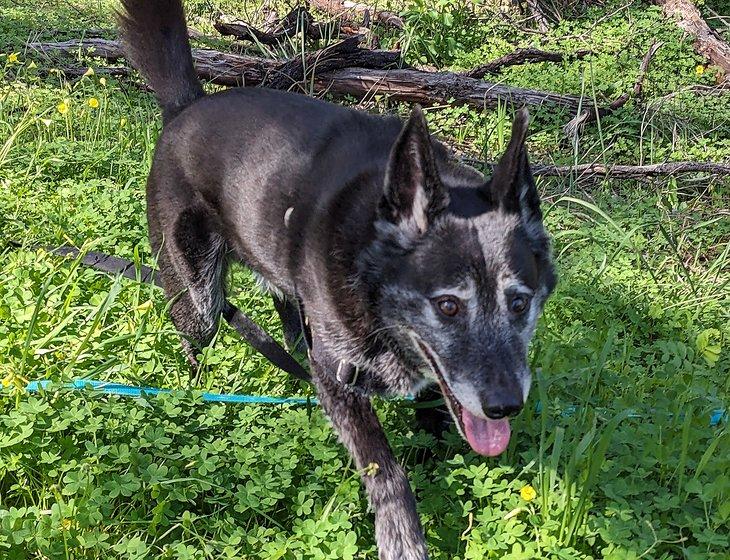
[465,158,730,180]
[466,48,592,79]
[531,161,730,179]
[564,41,663,137]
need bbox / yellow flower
[136,299,153,313]
[1,367,26,391]
[99,77,107,87]
[7,52,19,64]
[695,65,705,76]
[520,485,537,501]
[87,97,99,109]
[61,518,72,530]
[57,101,69,115]
[363,462,380,477]
[83,66,94,77]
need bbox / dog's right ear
[379,106,448,236]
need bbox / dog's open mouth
[413,339,511,457]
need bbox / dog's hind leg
[151,205,227,372]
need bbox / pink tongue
[462,408,511,456]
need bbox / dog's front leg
[311,354,428,560]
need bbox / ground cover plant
[1,0,728,558]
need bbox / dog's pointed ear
[488,108,542,227]
[380,105,448,236]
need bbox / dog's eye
[510,295,530,314]
[435,296,460,317]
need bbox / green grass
[1,0,728,559]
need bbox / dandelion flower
[7,52,19,64]
[695,65,705,76]
[57,101,69,115]
[83,67,94,77]
[520,485,537,501]
[99,77,107,87]
[88,97,100,109]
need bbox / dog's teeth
[284,207,294,227]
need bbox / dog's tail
[117,0,204,124]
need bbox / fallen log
[313,67,583,111]
[29,37,400,86]
[29,38,584,111]
[465,48,592,79]
[307,0,404,29]
[656,0,730,80]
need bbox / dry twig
[465,48,592,79]
[563,41,663,137]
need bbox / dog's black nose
[484,395,523,419]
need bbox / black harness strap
[48,245,161,286]
[222,301,310,381]
[18,243,311,382]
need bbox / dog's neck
[305,233,427,397]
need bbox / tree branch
[465,47,592,79]
[564,40,663,137]
[465,159,730,180]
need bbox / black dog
[119,1,556,557]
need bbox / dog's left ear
[380,105,448,236]
[487,108,542,228]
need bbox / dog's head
[362,106,556,456]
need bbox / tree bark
[656,0,730,80]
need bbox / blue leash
[25,379,317,405]
[21,379,727,426]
